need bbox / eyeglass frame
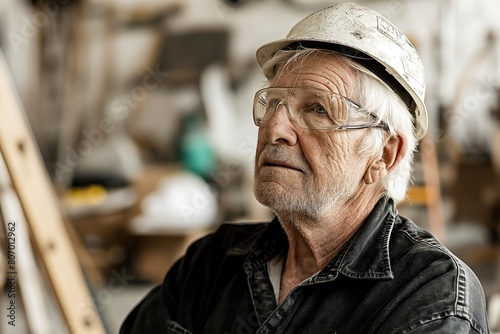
[252,86,390,132]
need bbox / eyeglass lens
[255,88,376,130]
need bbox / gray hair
[261,48,417,203]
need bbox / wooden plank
[0,51,105,334]
[0,177,54,333]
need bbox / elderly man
[121,3,489,333]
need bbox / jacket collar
[227,197,396,280]
[330,196,395,280]
[226,217,288,272]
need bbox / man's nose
[262,103,298,145]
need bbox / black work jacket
[120,197,489,333]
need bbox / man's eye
[303,104,328,115]
[314,104,327,114]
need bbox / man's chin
[254,182,286,209]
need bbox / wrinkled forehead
[271,51,358,98]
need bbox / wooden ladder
[0,50,105,334]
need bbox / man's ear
[364,134,408,185]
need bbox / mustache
[257,145,310,172]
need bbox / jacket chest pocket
[167,321,193,334]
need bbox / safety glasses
[253,87,389,131]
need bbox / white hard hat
[256,2,428,140]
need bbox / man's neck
[276,192,382,303]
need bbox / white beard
[254,145,365,219]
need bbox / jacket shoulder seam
[400,313,484,334]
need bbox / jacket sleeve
[119,285,166,333]
[119,257,186,334]
[118,224,222,334]
[119,223,261,333]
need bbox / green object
[179,111,216,178]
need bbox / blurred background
[1,0,500,332]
